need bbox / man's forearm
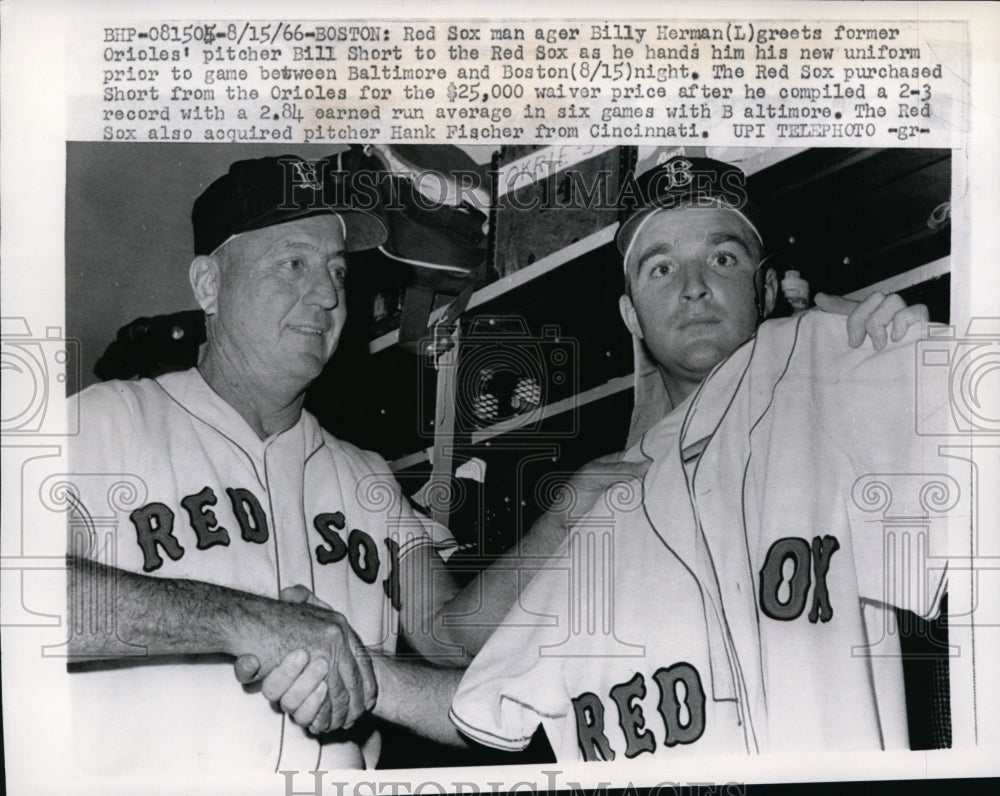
[67,555,252,660]
[67,557,349,665]
[69,555,377,723]
[431,509,568,659]
[429,456,648,659]
[368,653,468,747]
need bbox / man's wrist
[362,646,383,714]
[216,587,283,660]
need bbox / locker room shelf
[844,257,950,301]
[369,223,618,354]
[389,373,633,470]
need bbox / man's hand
[231,585,375,733]
[815,292,929,350]
[240,646,335,734]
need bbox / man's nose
[680,262,711,302]
[306,269,340,308]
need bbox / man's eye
[331,266,347,283]
[711,251,739,268]
[281,258,304,270]
[647,261,675,278]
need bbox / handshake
[229,455,658,739]
[232,585,378,736]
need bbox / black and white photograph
[1,3,998,796]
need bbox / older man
[262,156,949,761]
[67,154,470,780]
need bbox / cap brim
[378,205,486,272]
[616,204,764,260]
[338,209,388,252]
[615,209,654,257]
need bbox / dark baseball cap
[376,145,488,273]
[192,152,388,255]
[616,155,764,260]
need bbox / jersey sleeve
[394,496,459,562]
[777,312,965,618]
[449,536,575,752]
[66,382,147,568]
[346,445,459,560]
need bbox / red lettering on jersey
[572,691,616,762]
[347,529,379,584]
[130,502,184,572]
[314,512,348,564]
[181,486,230,550]
[226,487,269,544]
[808,535,840,623]
[759,535,840,623]
[383,538,402,611]
[312,515,384,587]
[759,537,812,620]
[573,662,708,760]
[609,672,656,758]
[653,662,706,746]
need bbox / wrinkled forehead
[625,207,762,274]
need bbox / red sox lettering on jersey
[452,312,959,759]
[69,368,454,775]
[562,531,843,761]
[758,535,840,623]
[450,407,750,761]
[566,533,843,760]
[571,662,707,761]
[128,486,403,610]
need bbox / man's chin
[679,341,733,374]
[281,349,333,387]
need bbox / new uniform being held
[450,156,963,760]
[451,310,961,759]
[251,155,957,760]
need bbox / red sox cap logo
[288,160,323,191]
[657,157,694,190]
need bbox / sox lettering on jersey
[567,535,839,762]
[128,487,400,607]
[758,535,841,622]
[571,662,706,762]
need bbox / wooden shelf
[369,223,617,354]
[844,257,950,301]
[389,373,632,470]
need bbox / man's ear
[190,255,221,315]
[619,293,644,340]
[761,267,778,319]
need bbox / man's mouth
[288,324,328,337]
[677,316,722,331]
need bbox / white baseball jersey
[67,368,455,781]
[452,311,965,760]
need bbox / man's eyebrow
[266,239,345,257]
[708,232,754,252]
[631,231,756,274]
[278,240,319,252]
[635,242,672,269]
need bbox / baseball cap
[192,152,388,255]
[616,155,764,265]
[375,144,488,274]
